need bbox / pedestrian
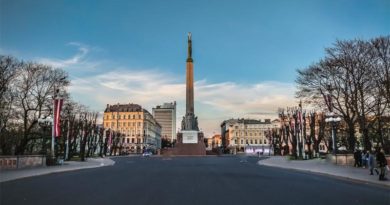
[367,150,374,175]
[361,150,367,168]
[376,148,388,181]
[354,149,360,167]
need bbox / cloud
[36,42,99,70]
[69,69,297,137]
[12,42,297,137]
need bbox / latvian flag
[54,99,64,137]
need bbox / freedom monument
[167,33,206,155]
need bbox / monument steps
[161,133,206,156]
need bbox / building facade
[152,102,176,142]
[103,103,161,154]
[221,118,279,154]
[211,134,222,149]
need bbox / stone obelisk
[166,32,205,156]
[186,32,194,117]
[182,32,199,131]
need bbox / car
[142,152,152,157]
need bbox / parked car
[142,152,152,157]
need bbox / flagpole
[65,118,70,160]
[51,95,55,161]
[51,87,59,161]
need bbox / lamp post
[325,112,341,155]
[38,116,53,156]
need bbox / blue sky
[1,0,389,136]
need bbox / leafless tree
[12,62,69,154]
[296,36,390,153]
[0,56,21,154]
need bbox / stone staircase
[161,132,206,156]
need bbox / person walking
[354,149,360,167]
[367,150,374,175]
[361,150,367,168]
[357,149,362,167]
[376,148,388,180]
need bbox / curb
[0,158,115,183]
[258,161,390,188]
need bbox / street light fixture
[325,112,341,155]
[38,116,53,158]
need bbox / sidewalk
[0,157,115,183]
[258,156,390,187]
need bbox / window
[255,139,257,144]
[240,139,243,144]
[138,122,141,126]
[127,138,129,143]
[131,138,135,143]
[139,115,141,119]
[250,140,253,144]
[105,122,108,127]
[123,115,126,119]
[128,115,131,119]
[122,138,125,143]
[133,122,136,126]
[118,115,121,119]
[133,115,136,119]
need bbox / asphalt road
[1,156,389,205]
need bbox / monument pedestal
[163,131,206,156]
[161,33,206,156]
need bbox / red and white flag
[108,130,112,148]
[54,99,64,137]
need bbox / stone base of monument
[162,131,206,156]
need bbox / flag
[298,110,302,132]
[324,94,333,112]
[108,130,112,148]
[54,99,63,137]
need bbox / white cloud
[69,69,297,137]
[36,42,99,70]
[13,42,298,137]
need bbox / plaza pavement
[258,156,390,187]
[2,155,389,188]
[0,157,115,183]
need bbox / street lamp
[38,116,53,158]
[325,112,341,155]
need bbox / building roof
[153,102,176,109]
[104,103,142,112]
[220,118,273,127]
